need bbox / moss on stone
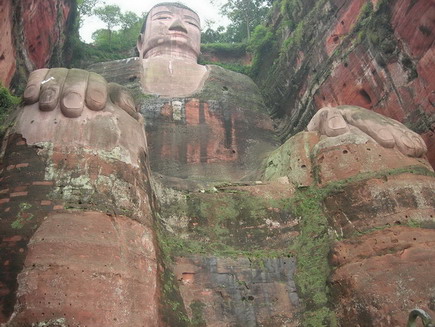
[11,202,33,229]
[0,84,20,139]
[157,223,190,326]
[190,300,207,327]
[290,187,337,327]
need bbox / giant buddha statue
[0,2,433,326]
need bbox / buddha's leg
[0,82,159,326]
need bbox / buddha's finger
[86,72,108,111]
[108,83,138,119]
[60,68,89,118]
[39,68,68,112]
[23,69,49,105]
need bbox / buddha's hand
[307,105,427,157]
[23,68,138,119]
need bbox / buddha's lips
[168,31,188,38]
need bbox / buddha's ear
[137,33,145,58]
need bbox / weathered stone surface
[314,136,432,185]
[330,226,435,326]
[7,212,158,327]
[259,129,435,325]
[158,181,298,252]
[173,256,300,327]
[156,178,302,326]
[261,131,319,187]
[0,0,74,89]
[324,173,435,237]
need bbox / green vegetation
[11,203,33,229]
[202,0,271,43]
[220,0,271,41]
[190,300,207,327]
[159,266,190,326]
[199,42,251,74]
[201,42,247,58]
[290,187,336,327]
[159,190,294,258]
[199,60,250,75]
[248,24,276,76]
[70,4,144,68]
[76,0,102,28]
[353,1,398,67]
[0,84,20,137]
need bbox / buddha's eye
[156,16,171,20]
[186,21,199,28]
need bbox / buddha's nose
[169,19,188,33]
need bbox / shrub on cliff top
[248,24,275,76]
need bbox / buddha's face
[138,5,201,59]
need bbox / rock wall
[0,0,74,90]
[255,0,435,168]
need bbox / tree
[93,5,122,44]
[76,0,102,28]
[220,0,270,41]
[120,11,142,31]
[92,10,144,55]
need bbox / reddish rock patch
[325,0,366,56]
[0,0,73,88]
[314,141,432,185]
[0,1,16,87]
[330,226,435,326]
[324,173,435,237]
[22,0,71,68]
[8,212,158,327]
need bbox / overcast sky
[80,0,229,43]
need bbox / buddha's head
[137,2,201,61]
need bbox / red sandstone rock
[391,0,435,58]
[330,227,435,326]
[314,138,433,185]
[22,0,71,69]
[8,212,158,327]
[325,0,366,56]
[0,1,16,88]
[200,51,252,66]
[0,0,73,88]
[324,173,435,237]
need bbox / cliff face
[255,0,435,168]
[0,0,74,90]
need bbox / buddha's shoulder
[88,57,141,87]
[204,64,256,89]
[194,64,265,112]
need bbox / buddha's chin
[145,35,198,50]
[143,39,199,59]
